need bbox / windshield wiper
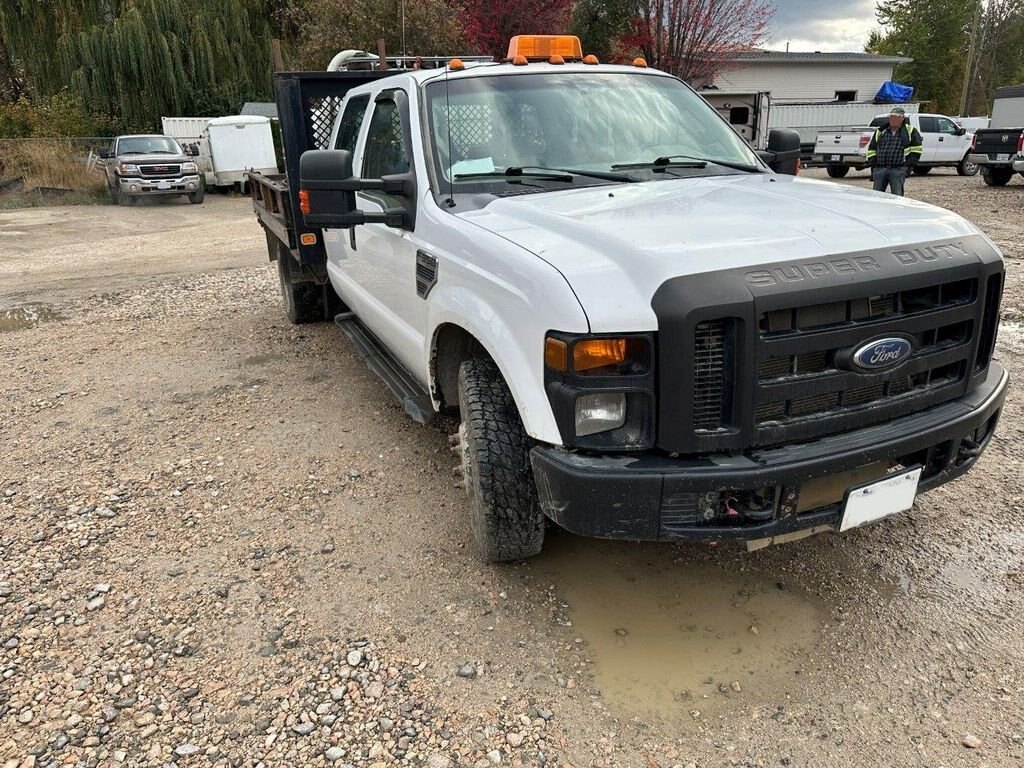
[454,166,634,183]
[613,154,763,173]
[610,153,765,173]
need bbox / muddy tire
[983,167,1013,187]
[110,185,124,206]
[188,185,205,204]
[277,243,326,324]
[826,164,849,178]
[456,358,544,562]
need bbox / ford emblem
[851,337,913,372]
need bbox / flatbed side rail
[248,171,293,252]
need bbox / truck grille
[749,276,979,444]
[693,320,735,431]
[140,164,181,177]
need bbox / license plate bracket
[996,153,1010,162]
[157,180,171,190]
[840,467,922,532]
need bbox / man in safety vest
[865,106,924,197]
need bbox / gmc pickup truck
[816,113,977,178]
[249,36,1007,562]
[968,85,1024,187]
[99,134,204,205]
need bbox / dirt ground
[1,174,1023,768]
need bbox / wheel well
[431,324,488,412]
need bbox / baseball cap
[889,106,906,116]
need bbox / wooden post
[377,39,389,70]
[271,38,285,72]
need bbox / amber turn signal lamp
[300,233,317,246]
[298,189,310,215]
[574,339,627,372]
[544,338,568,372]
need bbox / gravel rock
[346,649,364,667]
[292,722,316,736]
[962,734,982,749]
[426,755,451,768]
[85,596,105,611]
[325,747,346,761]
[457,664,477,679]
[174,744,200,757]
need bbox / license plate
[840,467,922,532]
[830,154,841,162]
[157,181,171,190]
[997,153,1010,161]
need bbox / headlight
[575,393,626,436]
[117,163,141,175]
[544,333,656,450]
[181,162,198,173]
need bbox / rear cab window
[334,95,370,153]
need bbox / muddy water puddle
[536,535,825,719]
[0,303,67,332]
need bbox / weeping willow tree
[0,0,275,132]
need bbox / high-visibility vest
[865,123,924,163]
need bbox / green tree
[294,0,466,69]
[0,0,275,133]
[870,0,974,113]
[570,0,636,61]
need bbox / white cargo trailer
[700,91,918,152]
[201,115,278,190]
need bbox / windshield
[424,71,760,190]
[116,136,182,155]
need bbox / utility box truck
[248,36,1007,561]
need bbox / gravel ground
[1,176,1023,768]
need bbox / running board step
[334,313,435,425]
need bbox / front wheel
[983,167,1013,187]
[826,164,849,178]
[188,185,205,204]
[958,156,979,176]
[456,358,545,562]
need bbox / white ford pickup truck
[816,112,978,178]
[249,36,1008,561]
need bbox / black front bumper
[530,364,1008,542]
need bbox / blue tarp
[875,81,914,104]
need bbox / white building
[706,51,912,103]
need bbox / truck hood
[457,173,985,331]
[116,153,191,164]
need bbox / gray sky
[766,0,879,53]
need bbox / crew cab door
[323,88,427,375]
[935,116,968,162]
[915,115,940,163]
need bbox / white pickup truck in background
[816,113,978,178]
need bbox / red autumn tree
[620,0,774,84]
[460,0,575,60]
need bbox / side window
[334,95,370,152]
[937,117,959,135]
[362,98,409,178]
[917,116,938,133]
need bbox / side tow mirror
[764,128,802,175]
[299,149,414,229]
[188,144,200,156]
[98,149,111,159]
[956,127,967,136]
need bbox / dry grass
[0,139,108,204]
